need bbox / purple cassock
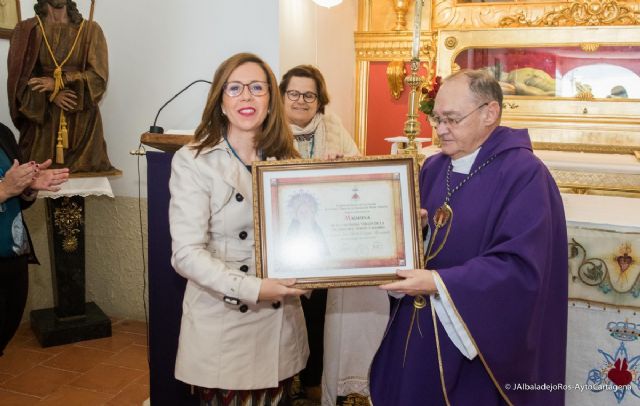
[370,126,568,406]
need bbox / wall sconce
[312,0,343,8]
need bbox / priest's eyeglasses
[223,81,269,97]
[428,102,489,128]
[285,90,318,103]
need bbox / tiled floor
[0,319,149,405]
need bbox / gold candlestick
[401,0,425,160]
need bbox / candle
[411,0,423,59]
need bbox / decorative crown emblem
[607,320,640,342]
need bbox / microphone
[149,79,212,134]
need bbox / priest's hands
[379,269,437,296]
[258,278,308,302]
[420,208,428,229]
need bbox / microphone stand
[149,79,212,134]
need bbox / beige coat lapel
[213,143,253,202]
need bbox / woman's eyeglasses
[223,81,269,97]
[285,90,318,103]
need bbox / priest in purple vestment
[369,69,568,406]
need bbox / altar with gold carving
[354,0,640,403]
[355,0,640,194]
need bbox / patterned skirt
[198,378,293,406]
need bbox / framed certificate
[253,155,423,288]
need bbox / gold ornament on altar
[580,42,601,52]
[444,36,458,50]
[342,393,371,406]
[392,0,410,31]
[386,60,407,100]
[499,0,640,27]
[54,197,84,253]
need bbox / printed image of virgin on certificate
[253,156,423,288]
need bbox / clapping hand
[1,160,38,198]
[30,159,69,192]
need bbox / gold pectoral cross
[402,202,454,367]
[425,202,453,263]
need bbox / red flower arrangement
[418,75,442,116]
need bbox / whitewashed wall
[0,0,280,197]
[279,0,357,136]
[1,0,357,320]
[1,0,281,320]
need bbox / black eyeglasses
[285,90,318,103]
[223,81,269,97]
[428,102,489,128]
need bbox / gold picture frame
[252,155,423,289]
[0,0,20,39]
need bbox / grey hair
[447,69,503,118]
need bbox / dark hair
[279,65,330,114]
[447,69,503,118]
[34,0,83,24]
[193,53,299,159]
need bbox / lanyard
[224,136,261,173]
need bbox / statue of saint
[7,0,117,175]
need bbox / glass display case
[436,26,640,155]
[454,45,640,99]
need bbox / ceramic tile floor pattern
[0,319,150,405]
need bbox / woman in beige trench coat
[169,53,308,405]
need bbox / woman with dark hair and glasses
[279,65,388,405]
[169,53,308,406]
[279,65,359,160]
